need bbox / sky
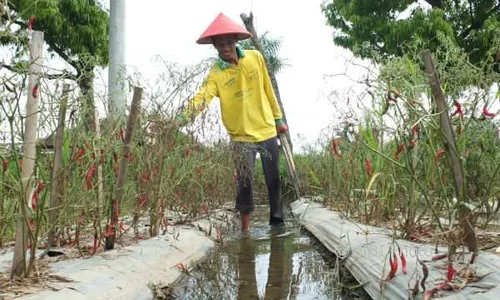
[117,0,372,152]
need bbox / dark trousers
[233,137,283,224]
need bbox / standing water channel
[160,205,372,300]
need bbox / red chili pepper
[32,84,39,98]
[185,148,191,159]
[397,245,407,274]
[435,149,445,162]
[386,250,397,281]
[451,100,463,118]
[395,143,405,160]
[446,263,455,281]
[2,159,7,172]
[75,148,85,161]
[431,253,447,261]
[365,158,372,177]
[410,124,419,136]
[483,106,497,118]
[85,163,97,190]
[141,172,150,183]
[392,251,398,274]
[331,139,342,158]
[119,128,125,141]
[138,194,149,207]
[408,139,416,149]
[27,16,35,32]
[31,181,46,209]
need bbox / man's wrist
[275,119,283,126]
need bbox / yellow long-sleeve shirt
[180,48,283,143]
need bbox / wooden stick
[420,50,477,253]
[105,86,143,250]
[47,83,70,248]
[11,30,44,279]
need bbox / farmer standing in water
[175,13,288,233]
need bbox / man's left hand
[276,123,288,134]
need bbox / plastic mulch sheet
[290,198,500,300]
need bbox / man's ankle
[241,213,251,232]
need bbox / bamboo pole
[420,50,477,253]
[105,86,143,250]
[47,84,70,248]
[11,30,44,279]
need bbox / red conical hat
[196,13,252,44]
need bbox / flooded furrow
[160,206,371,300]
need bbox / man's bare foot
[241,213,251,233]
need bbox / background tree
[322,0,500,68]
[239,31,289,75]
[1,0,109,131]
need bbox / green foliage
[322,0,500,68]
[6,0,109,68]
[239,32,289,74]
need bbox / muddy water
[168,205,371,300]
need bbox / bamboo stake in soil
[11,30,44,279]
[47,84,70,248]
[420,50,477,253]
[105,86,143,250]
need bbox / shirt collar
[217,46,245,70]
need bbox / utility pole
[108,0,127,120]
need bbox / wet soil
[162,205,372,300]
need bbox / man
[175,13,288,233]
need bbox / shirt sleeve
[178,71,218,124]
[256,51,283,123]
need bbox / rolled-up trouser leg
[233,142,257,214]
[257,137,283,225]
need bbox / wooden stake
[420,50,477,252]
[11,30,44,279]
[47,84,70,248]
[105,86,143,250]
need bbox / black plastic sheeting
[291,198,500,300]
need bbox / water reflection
[236,230,294,300]
[169,207,370,300]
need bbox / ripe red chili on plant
[410,124,419,136]
[331,139,342,158]
[85,164,97,190]
[32,84,39,98]
[395,143,405,160]
[435,149,445,162]
[446,264,455,281]
[451,100,463,118]
[31,181,46,210]
[365,158,372,177]
[27,16,35,32]
[482,106,497,118]
[2,159,7,172]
